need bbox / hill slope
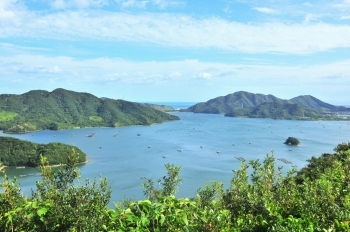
[225,102,321,119]
[0,136,86,167]
[184,91,347,119]
[0,88,179,133]
[289,95,347,113]
[185,91,286,114]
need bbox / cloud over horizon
[1,0,350,104]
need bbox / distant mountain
[135,103,175,112]
[289,95,347,113]
[185,91,286,114]
[225,102,321,120]
[0,88,179,133]
[183,91,348,120]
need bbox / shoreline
[0,160,88,172]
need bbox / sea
[1,102,350,207]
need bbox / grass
[89,115,103,122]
[0,111,17,122]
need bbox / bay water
[1,108,350,206]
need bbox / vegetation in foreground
[0,137,87,167]
[1,142,350,231]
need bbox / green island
[0,137,86,167]
[184,91,350,120]
[284,137,301,146]
[1,141,350,231]
[0,88,179,133]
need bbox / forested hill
[289,95,348,113]
[135,103,175,112]
[0,136,86,167]
[184,91,347,118]
[225,102,321,120]
[185,91,286,114]
[0,88,179,133]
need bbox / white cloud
[303,2,313,7]
[0,0,22,21]
[1,11,350,54]
[151,0,183,9]
[115,0,149,8]
[334,0,350,9]
[252,7,279,15]
[51,0,108,9]
[1,54,350,103]
[340,15,350,19]
[1,54,350,87]
[303,13,317,24]
[52,0,66,9]
[195,72,212,80]
[114,0,183,9]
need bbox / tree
[284,137,300,145]
[0,150,111,231]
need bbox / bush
[1,142,350,231]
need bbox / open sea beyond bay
[1,103,350,207]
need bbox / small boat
[16,166,25,169]
[137,133,141,136]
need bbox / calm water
[1,111,350,206]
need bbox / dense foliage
[225,102,323,120]
[0,137,86,167]
[0,88,179,133]
[284,137,300,145]
[1,142,350,231]
[289,95,347,113]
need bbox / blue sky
[1,0,350,105]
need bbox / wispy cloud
[303,13,318,24]
[252,7,279,15]
[340,15,350,20]
[1,10,350,54]
[50,0,109,9]
[1,54,350,89]
[114,0,184,9]
[334,0,350,9]
[1,51,350,103]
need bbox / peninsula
[0,136,87,167]
[0,88,179,133]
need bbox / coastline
[0,160,88,172]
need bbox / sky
[1,0,350,105]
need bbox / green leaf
[160,214,165,225]
[182,214,188,226]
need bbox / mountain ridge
[183,91,349,120]
[0,88,179,133]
